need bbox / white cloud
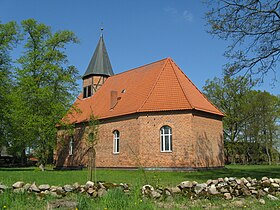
[183,10,193,22]
[164,7,194,23]
[164,7,178,15]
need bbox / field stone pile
[0,177,280,201]
[0,181,130,198]
[142,177,280,200]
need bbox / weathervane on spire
[100,23,104,37]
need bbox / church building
[55,33,224,170]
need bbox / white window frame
[113,130,120,154]
[69,136,74,155]
[160,126,172,152]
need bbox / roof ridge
[110,57,169,77]
[170,59,224,116]
[137,58,170,112]
[168,58,194,109]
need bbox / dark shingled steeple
[83,33,114,79]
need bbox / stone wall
[1,177,279,201]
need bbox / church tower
[82,29,114,98]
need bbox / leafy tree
[206,0,280,79]
[9,19,79,165]
[244,91,280,164]
[203,75,280,164]
[203,76,253,142]
[0,21,19,149]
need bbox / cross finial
[100,23,104,37]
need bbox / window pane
[88,85,92,97]
[116,139,119,152]
[165,136,169,150]
[160,126,172,152]
[161,136,164,151]
[83,87,87,98]
[170,135,172,151]
[113,130,120,153]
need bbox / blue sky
[1,0,278,94]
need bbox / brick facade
[55,110,224,169]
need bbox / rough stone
[168,187,181,194]
[142,185,154,195]
[50,186,58,192]
[246,177,252,182]
[23,183,31,191]
[208,185,219,195]
[241,177,249,184]
[38,184,50,191]
[257,189,266,197]
[220,187,229,193]
[151,190,161,199]
[262,177,269,181]
[251,190,258,194]
[0,184,8,190]
[217,182,227,187]
[217,178,224,183]
[64,184,74,192]
[12,181,24,188]
[30,183,40,192]
[271,183,280,188]
[212,179,219,185]
[241,187,251,196]
[229,177,236,181]
[246,183,251,188]
[274,178,280,184]
[224,177,229,182]
[56,187,65,196]
[224,193,232,200]
[194,183,207,194]
[179,181,193,189]
[262,180,271,187]
[259,199,265,205]
[206,180,212,185]
[86,181,94,188]
[267,194,279,200]
[73,182,80,190]
[87,187,95,195]
[264,187,269,193]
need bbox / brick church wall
[55,111,223,169]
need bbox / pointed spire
[83,30,114,79]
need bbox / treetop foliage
[0,19,80,165]
[206,0,280,80]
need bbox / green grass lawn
[0,165,280,210]
[0,164,280,186]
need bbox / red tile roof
[64,58,223,124]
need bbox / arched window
[113,130,120,154]
[69,136,74,155]
[160,126,172,152]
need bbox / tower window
[83,85,92,98]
